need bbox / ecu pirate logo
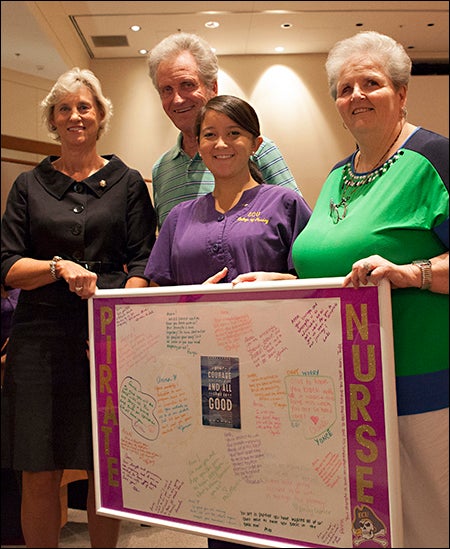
[352,505,388,547]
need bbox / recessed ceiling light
[275,46,285,53]
[205,21,220,29]
[281,23,292,29]
[130,25,141,32]
[138,49,148,55]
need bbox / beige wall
[2,55,449,209]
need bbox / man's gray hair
[147,32,218,91]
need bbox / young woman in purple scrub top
[145,95,311,287]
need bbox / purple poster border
[89,280,399,548]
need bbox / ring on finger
[362,262,373,275]
[75,286,83,291]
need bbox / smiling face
[335,56,406,137]
[156,51,218,135]
[198,109,262,182]
[50,85,103,146]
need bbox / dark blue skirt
[2,287,94,471]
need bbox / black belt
[77,261,123,274]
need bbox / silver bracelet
[49,255,63,280]
[411,259,432,290]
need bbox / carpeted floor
[1,508,209,548]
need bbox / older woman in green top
[232,31,449,548]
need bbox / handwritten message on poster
[88,279,402,548]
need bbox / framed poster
[88,277,402,548]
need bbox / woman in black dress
[1,67,157,547]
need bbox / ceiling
[1,1,449,82]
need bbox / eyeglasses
[329,198,347,224]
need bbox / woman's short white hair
[326,31,412,100]
[41,67,113,141]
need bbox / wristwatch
[49,255,63,280]
[412,259,432,290]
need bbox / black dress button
[217,215,225,222]
[212,244,219,252]
[71,224,82,236]
[73,183,83,193]
[73,205,85,213]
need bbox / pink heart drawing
[311,415,319,425]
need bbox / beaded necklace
[329,126,403,224]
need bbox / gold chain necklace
[329,125,403,224]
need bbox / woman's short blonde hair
[40,67,113,141]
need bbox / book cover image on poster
[201,356,241,429]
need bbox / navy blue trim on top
[330,128,449,191]
[405,127,449,191]
[396,368,449,416]
[433,218,449,249]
